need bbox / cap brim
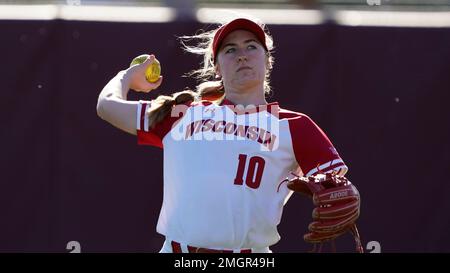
[212,18,268,61]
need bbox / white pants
[159,238,272,253]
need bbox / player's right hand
[126,54,163,93]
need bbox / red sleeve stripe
[137,102,150,131]
[305,159,347,176]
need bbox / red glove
[286,172,363,253]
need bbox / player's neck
[224,87,267,106]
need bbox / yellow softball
[129,54,161,83]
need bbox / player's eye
[247,44,257,50]
[225,47,236,54]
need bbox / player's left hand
[286,172,363,252]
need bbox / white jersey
[136,99,347,249]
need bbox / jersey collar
[220,98,279,115]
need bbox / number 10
[234,154,266,189]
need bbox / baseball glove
[286,172,363,253]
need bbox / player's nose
[237,55,248,62]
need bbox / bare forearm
[96,71,138,135]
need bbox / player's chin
[234,76,261,87]
[231,83,260,95]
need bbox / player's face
[216,30,267,93]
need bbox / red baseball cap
[212,18,268,62]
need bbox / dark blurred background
[1,0,449,253]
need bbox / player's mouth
[236,66,252,72]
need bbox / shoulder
[277,107,325,136]
[278,107,312,122]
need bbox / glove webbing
[309,224,363,253]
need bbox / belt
[171,241,252,253]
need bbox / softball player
[97,17,348,253]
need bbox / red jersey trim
[284,110,347,177]
[305,159,348,176]
[137,100,193,148]
[139,102,147,131]
[220,98,279,115]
